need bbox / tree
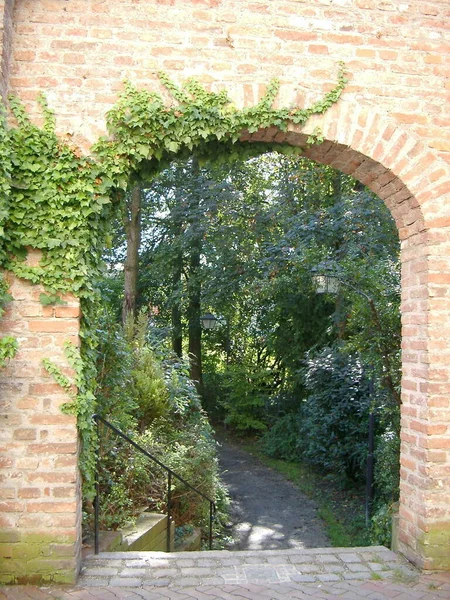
[122,185,142,323]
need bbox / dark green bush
[259,413,302,461]
[370,426,400,546]
[298,346,372,481]
[221,364,269,433]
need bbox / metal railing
[93,414,216,554]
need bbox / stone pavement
[1,546,450,599]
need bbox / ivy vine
[0,64,347,495]
[43,342,97,495]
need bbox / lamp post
[200,312,231,364]
[312,269,377,525]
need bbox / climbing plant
[0,65,347,495]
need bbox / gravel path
[216,434,331,551]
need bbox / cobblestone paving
[1,547,450,599]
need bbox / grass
[235,437,371,548]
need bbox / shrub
[298,346,372,481]
[131,346,169,431]
[221,364,269,433]
[94,314,227,537]
[369,426,400,546]
[259,413,302,461]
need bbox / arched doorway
[1,0,450,583]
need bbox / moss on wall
[0,532,79,585]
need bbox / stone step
[79,545,419,588]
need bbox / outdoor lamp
[200,312,218,330]
[312,271,340,294]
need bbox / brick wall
[0,0,15,100]
[8,0,450,161]
[0,252,82,584]
[1,0,450,581]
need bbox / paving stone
[197,559,219,568]
[174,559,196,567]
[175,587,219,600]
[119,568,147,577]
[265,555,290,565]
[108,577,143,586]
[347,563,371,573]
[244,566,280,583]
[289,554,322,564]
[198,578,228,586]
[180,568,215,577]
[124,559,150,568]
[243,556,264,564]
[294,563,322,573]
[316,573,342,582]
[340,553,363,563]
[342,571,371,581]
[76,577,110,587]
[289,574,317,583]
[317,554,341,563]
[79,567,118,576]
[219,558,242,566]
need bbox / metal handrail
[92,414,216,554]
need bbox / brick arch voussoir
[242,102,450,244]
[305,102,450,233]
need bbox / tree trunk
[187,158,203,391]
[188,239,203,390]
[171,244,183,357]
[122,185,141,324]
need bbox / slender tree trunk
[187,159,203,391]
[188,242,202,389]
[171,243,183,357]
[122,185,141,324]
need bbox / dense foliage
[0,274,17,366]
[102,152,401,545]
[93,311,228,538]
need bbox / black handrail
[92,414,216,553]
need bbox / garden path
[216,432,331,551]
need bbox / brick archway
[245,106,450,571]
[1,0,450,584]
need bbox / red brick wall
[0,0,15,100]
[1,0,450,580]
[7,0,450,161]
[0,253,82,584]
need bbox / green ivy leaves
[1,64,347,299]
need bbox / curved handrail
[92,414,216,553]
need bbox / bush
[296,346,372,481]
[369,426,400,546]
[93,313,228,537]
[370,503,394,547]
[259,414,302,461]
[131,346,169,431]
[221,364,269,433]
[374,428,400,506]
[201,370,228,423]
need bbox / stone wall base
[0,530,80,585]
